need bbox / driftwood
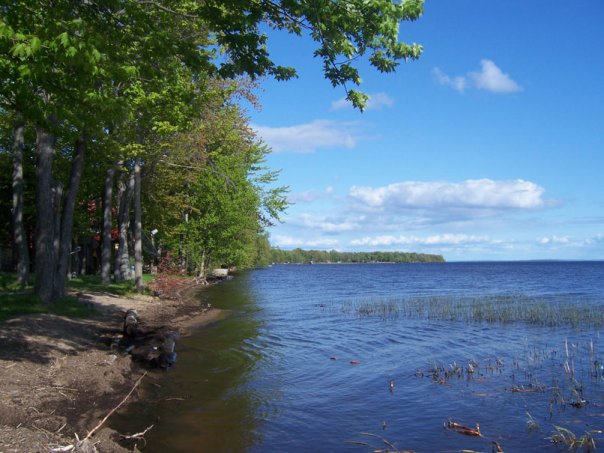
[445,420,482,437]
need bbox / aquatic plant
[526,412,540,432]
[346,432,411,453]
[346,294,604,328]
[548,426,600,452]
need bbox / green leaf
[59,32,69,48]
[11,43,27,58]
[346,90,369,111]
[0,20,15,38]
[17,64,31,77]
[29,36,41,53]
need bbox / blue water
[112,262,604,452]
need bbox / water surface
[112,262,604,452]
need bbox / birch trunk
[11,116,29,287]
[53,137,86,299]
[52,183,63,261]
[115,168,134,281]
[133,157,143,293]
[101,165,115,284]
[34,126,56,304]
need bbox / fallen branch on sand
[120,424,154,448]
[50,371,148,452]
[84,370,148,441]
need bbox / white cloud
[331,92,395,111]
[351,233,490,247]
[470,59,522,93]
[289,187,335,203]
[272,235,339,248]
[253,120,361,153]
[299,214,359,233]
[538,233,604,248]
[434,59,522,94]
[349,179,545,211]
[538,235,572,245]
[432,68,467,93]
[585,234,604,245]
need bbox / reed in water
[342,294,604,328]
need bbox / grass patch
[0,293,99,322]
[0,272,33,291]
[66,274,154,296]
[0,273,155,322]
[344,294,604,328]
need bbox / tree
[1,0,423,301]
[189,0,424,109]
[11,113,29,287]
[152,98,288,275]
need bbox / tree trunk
[34,126,57,304]
[11,116,29,288]
[101,165,115,284]
[113,166,124,280]
[53,136,86,300]
[115,167,134,281]
[197,251,206,281]
[134,158,143,293]
[52,182,63,261]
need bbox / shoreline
[0,278,222,452]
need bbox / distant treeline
[270,248,445,264]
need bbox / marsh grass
[548,426,599,451]
[407,339,604,453]
[343,294,604,328]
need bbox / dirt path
[0,282,223,452]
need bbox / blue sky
[248,0,604,261]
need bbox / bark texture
[101,165,115,284]
[53,137,86,300]
[34,126,57,304]
[115,167,134,282]
[11,117,29,287]
[134,158,143,292]
[52,183,63,261]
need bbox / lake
[112,262,604,452]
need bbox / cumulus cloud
[252,120,362,153]
[298,213,360,233]
[331,92,395,111]
[538,235,572,245]
[432,68,467,92]
[289,186,335,204]
[272,235,339,248]
[433,59,522,94]
[470,60,522,93]
[585,234,604,245]
[349,179,546,211]
[351,234,490,247]
[538,234,604,248]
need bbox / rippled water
[112,262,604,452]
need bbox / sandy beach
[0,282,222,452]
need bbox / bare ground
[0,282,223,453]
